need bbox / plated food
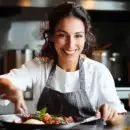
[23,119,44,124]
[0,107,75,125]
[21,113,74,125]
[0,108,100,130]
[21,108,75,125]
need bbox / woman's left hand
[97,104,118,123]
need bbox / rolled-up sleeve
[0,64,32,91]
[98,65,127,113]
[0,59,39,106]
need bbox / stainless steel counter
[0,123,128,130]
[116,87,130,99]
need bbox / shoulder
[82,57,113,80]
[83,57,109,72]
[24,56,54,70]
[80,54,106,70]
[83,57,115,86]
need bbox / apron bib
[37,58,103,125]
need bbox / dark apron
[37,58,103,125]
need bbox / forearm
[0,78,16,94]
[0,78,28,113]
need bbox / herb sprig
[36,107,47,119]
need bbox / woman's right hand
[0,78,28,113]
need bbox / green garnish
[36,107,47,119]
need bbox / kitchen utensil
[58,116,100,129]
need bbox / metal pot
[92,50,111,70]
[3,49,35,73]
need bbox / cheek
[54,39,65,49]
[79,40,85,49]
[54,42,63,53]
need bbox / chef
[0,2,126,126]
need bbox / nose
[66,36,75,48]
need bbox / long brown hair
[41,2,96,61]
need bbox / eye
[56,33,66,38]
[74,34,83,38]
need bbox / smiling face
[53,16,86,64]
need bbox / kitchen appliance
[3,49,35,73]
[110,52,128,86]
[92,50,128,86]
[92,49,111,70]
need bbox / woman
[0,2,126,125]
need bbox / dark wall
[89,10,130,60]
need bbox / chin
[64,56,79,62]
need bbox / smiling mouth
[63,49,77,55]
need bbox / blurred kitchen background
[0,0,130,113]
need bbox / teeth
[64,50,76,54]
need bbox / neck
[57,58,79,72]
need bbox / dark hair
[41,2,96,60]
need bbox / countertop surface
[116,87,130,91]
[116,87,130,99]
[0,124,127,130]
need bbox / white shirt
[0,57,126,113]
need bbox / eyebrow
[55,30,85,34]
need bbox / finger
[14,101,22,114]
[105,104,117,121]
[99,104,108,121]
[15,104,27,114]
[104,105,112,120]
[107,110,114,121]
[105,105,116,121]
[103,105,118,122]
[21,102,28,113]
[15,100,28,114]
[96,110,101,118]
[108,111,117,121]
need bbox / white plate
[0,114,21,123]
